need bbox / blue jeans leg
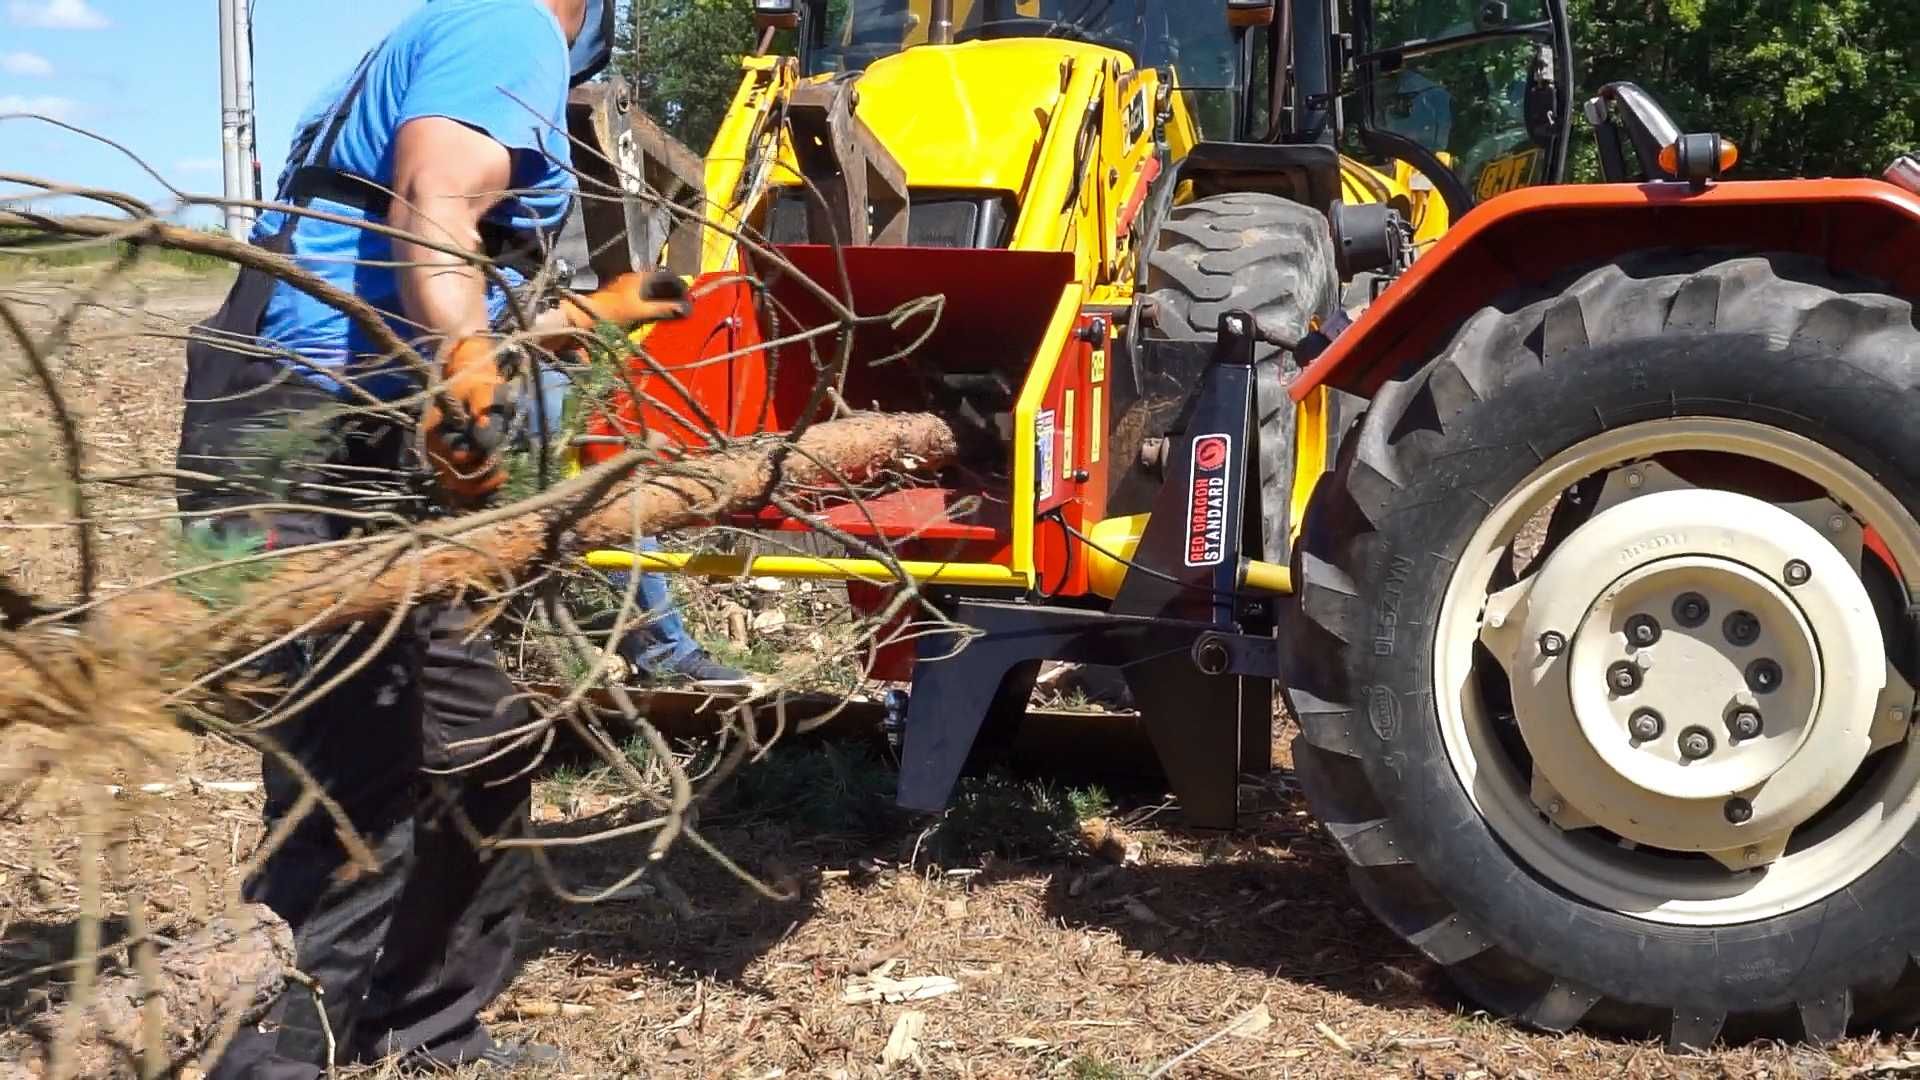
[606,538,702,673]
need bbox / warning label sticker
[1036,409,1056,503]
[1184,434,1232,567]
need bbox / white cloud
[7,0,110,30]
[174,158,222,176]
[0,94,82,121]
[1,51,54,77]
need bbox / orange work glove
[541,270,692,349]
[421,336,519,506]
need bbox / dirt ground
[6,270,1920,1079]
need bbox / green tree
[1567,0,1919,177]
[616,0,758,152]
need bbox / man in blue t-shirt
[175,2,636,1075]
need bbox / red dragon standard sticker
[1185,434,1232,567]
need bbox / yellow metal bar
[1240,558,1294,595]
[585,549,1029,588]
[1010,282,1087,580]
[1289,385,1331,546]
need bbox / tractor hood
[839,37,1129,195]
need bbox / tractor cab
[1345,0,1575,217]
[782,1,1264,139]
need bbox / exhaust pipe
[929,0,954,43]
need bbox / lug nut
[1746,658,1784,694]
[1727,707,1763,741]
[1673,592,1710,628]
[1628,708,1665,741]
[1624,614,1662,648]
[1724,796,1754,824]
[1783,560,1811,586]
[1679,726,1716,761]
[1538,631,1567,657]
[1723,610,1761,647]
[1607,661,1642,693]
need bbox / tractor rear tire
[1144,192,1337,562]
[1290,250,1920,1047]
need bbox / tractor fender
[1291,179,1920,402]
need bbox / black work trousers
[179,334,535,1078]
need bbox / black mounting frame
[895,311,1281,829]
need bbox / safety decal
[1036,409,1056,503]
[1185,434,1232,568]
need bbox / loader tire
[1290,250,1920,1048]
[1144,192,1337,562]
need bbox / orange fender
[1292,179,1920,402]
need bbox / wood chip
[1386,1035,1457,1050]
[843,973,961,1005]
[1079,819,1143,865]
[1314,1020,1355,1054]
[499,1000,596,1020]
[880,1010,926,1070]
[942,898,967,921]
[1226,1003,1272,1040]
[1123,897,1162,924]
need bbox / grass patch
[1067,1056,1129,1080]
[712,741,1113,864]
[0,226,233,276]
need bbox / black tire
[1290,250,1920,1047]
[1144,192,1337,562]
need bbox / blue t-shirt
[254,0,578,399]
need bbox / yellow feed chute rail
[584,549,1029,589]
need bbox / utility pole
[218,0,259,239]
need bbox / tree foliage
[1569,0,1918,178]
[616,0,757,151]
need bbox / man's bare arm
[388,116,517,344]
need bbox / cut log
[2,904,294,1080]
[0,411,961,767]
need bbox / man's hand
[422,336,518,505]
[551,272,692,343]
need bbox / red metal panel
[757,244,1078,426]
[729,486,1006,543]
[1293,179,1920,402]
[579,275,771,467]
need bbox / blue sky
[2,0,424,221]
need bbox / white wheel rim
[1435,418,1920,925]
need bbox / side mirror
[753,0,800,31]
[1227,0,1275,28]
[1584,82,1681,183]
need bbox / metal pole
[217,0,249,238]
[234,0,260,222]
[928,0,954,44]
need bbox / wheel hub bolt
[1723,611,1762,647]
[1624,614,1662,648]
[1628,708,1665,741]
[1607,661,1642,693]
[1783,559,1811,586]
[1673,592,1710,628]
[1727,707,1763,741]
[1746,658,1784,694]
[1538,631,1567,657]
[1679,726,1716,761]
[1724,797,1753,825]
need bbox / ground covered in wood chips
[8,273,1920,1079]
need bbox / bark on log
[0,411,962,750]
[2,904,294,1080]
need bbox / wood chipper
[563,0,1920,1049]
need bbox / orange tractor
[568,0,1920,1047]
